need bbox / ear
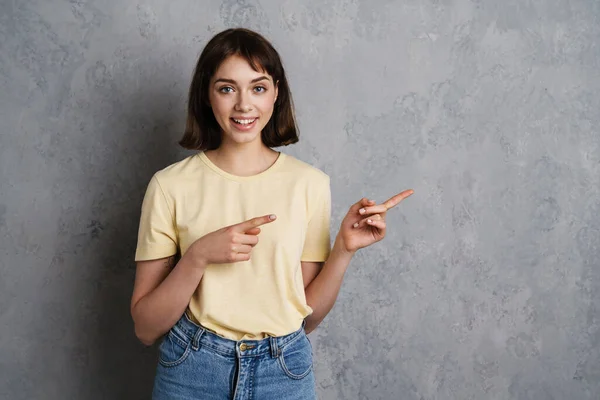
[274,80,279,103]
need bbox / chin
[226,131,261,145]
[229,125,266,143]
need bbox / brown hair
[179,28,299,150]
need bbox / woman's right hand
[187,214,277,266]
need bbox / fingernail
[367,219,373,224]
[353,222,359,228]
[359,208,365,214]
[269,214,276,220]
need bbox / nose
[235,91,253,112]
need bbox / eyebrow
[213,76,271,85]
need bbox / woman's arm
[302,236,354,334]
[130,253,207,346]
[130,214,275,346]
[302,190,414,334]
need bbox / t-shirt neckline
[197,151,286,182]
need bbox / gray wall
[1,0,599,399]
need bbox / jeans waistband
[172,312,306,358]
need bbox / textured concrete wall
[1,1,599,399]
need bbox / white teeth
[233,118,256,125]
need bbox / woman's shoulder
[151,153,203,185]
[281,152,330,183]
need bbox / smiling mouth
[231,118,257,125]
[230,117,258,131]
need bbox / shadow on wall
[84,65,186,398]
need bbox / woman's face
[208,55,278,147]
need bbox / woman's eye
[219,86,234,93]
[254,86,267,93]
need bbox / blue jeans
[152,313,316,399]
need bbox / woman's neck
[205,142,280,177]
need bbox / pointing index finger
[383,189,414,210]
[236,214,277,231]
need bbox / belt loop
[270,336,280,358]
[191,326,205,351]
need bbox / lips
[230,117,258,131]
[232,117,257,124]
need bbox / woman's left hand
[337,189,414,253]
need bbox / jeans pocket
[277,335,313,380]
[157,327,192,368]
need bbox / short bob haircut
[179,28,299,150]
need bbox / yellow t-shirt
[135,151,331,340]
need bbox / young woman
[131,28,413,400]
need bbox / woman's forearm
[303,236,355,333]
[131,255,206,346]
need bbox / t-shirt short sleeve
[301,175,332,262]
[135,174,178,261]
